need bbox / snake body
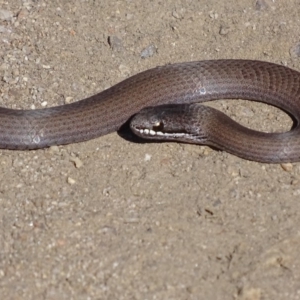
[2,59,300,162]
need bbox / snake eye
[153,121,164,132]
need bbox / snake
[1,59,300,163]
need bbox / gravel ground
[1,0,300,299]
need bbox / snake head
[130,104,210,144]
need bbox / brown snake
[1,59,300,163]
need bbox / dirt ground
[1,0,300,299]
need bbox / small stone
[2,76,10,83]
[118,64,130,77]
[201,148,209,156]
[0,25,11,33]
[65,96,73,104]
[255,0,268,11]
[12,158,23,168]
[70,157,83,168]
[172,10,184,20]
[49,145,60,153]
[17,8,28,20]
[241,106,254,117]
[281,163,293,172]
[140,44,157,59]
[67,177,76,185]
[126,13,133,20]
[240,287,262,300]
[108,36,123,52]
[289,43,300,58]
[219,25,230,35]
[103,187,111,196]
[144,154,151,162]
[291,179,299,185]
[0,9,13,21]
[209,11,218,19]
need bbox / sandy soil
[1,0,300,299]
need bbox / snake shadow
[117,118,155,145]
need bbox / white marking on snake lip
[137,128,186,138]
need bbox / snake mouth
[132,119,190,139]
[132,120,193,140]
[133,126,209,145]
[135,127,189,138]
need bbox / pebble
[240,287,262,300]
[0,25,11,33]
[65,97,73,104]
[49,146,60,153]
[289,43,300,58]
[70,157,83,169]
[172,10,184,20]
[144,154,152,162]
[291,179,299,185]
[0,9,13,21]
[108,36,123,52]
[255,0,268,11]
[12,158,23,168]
[209,11,218,19]
[140,45,157,59]
[126,13,133,20]
[17,8,29,21]
[241,106,254,117]
[67,177,76,185]
[219,25,230,36]
[118,64,130,77]
[281,163,293,172]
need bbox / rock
[0,9,13,21]
[141,44,157,59]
